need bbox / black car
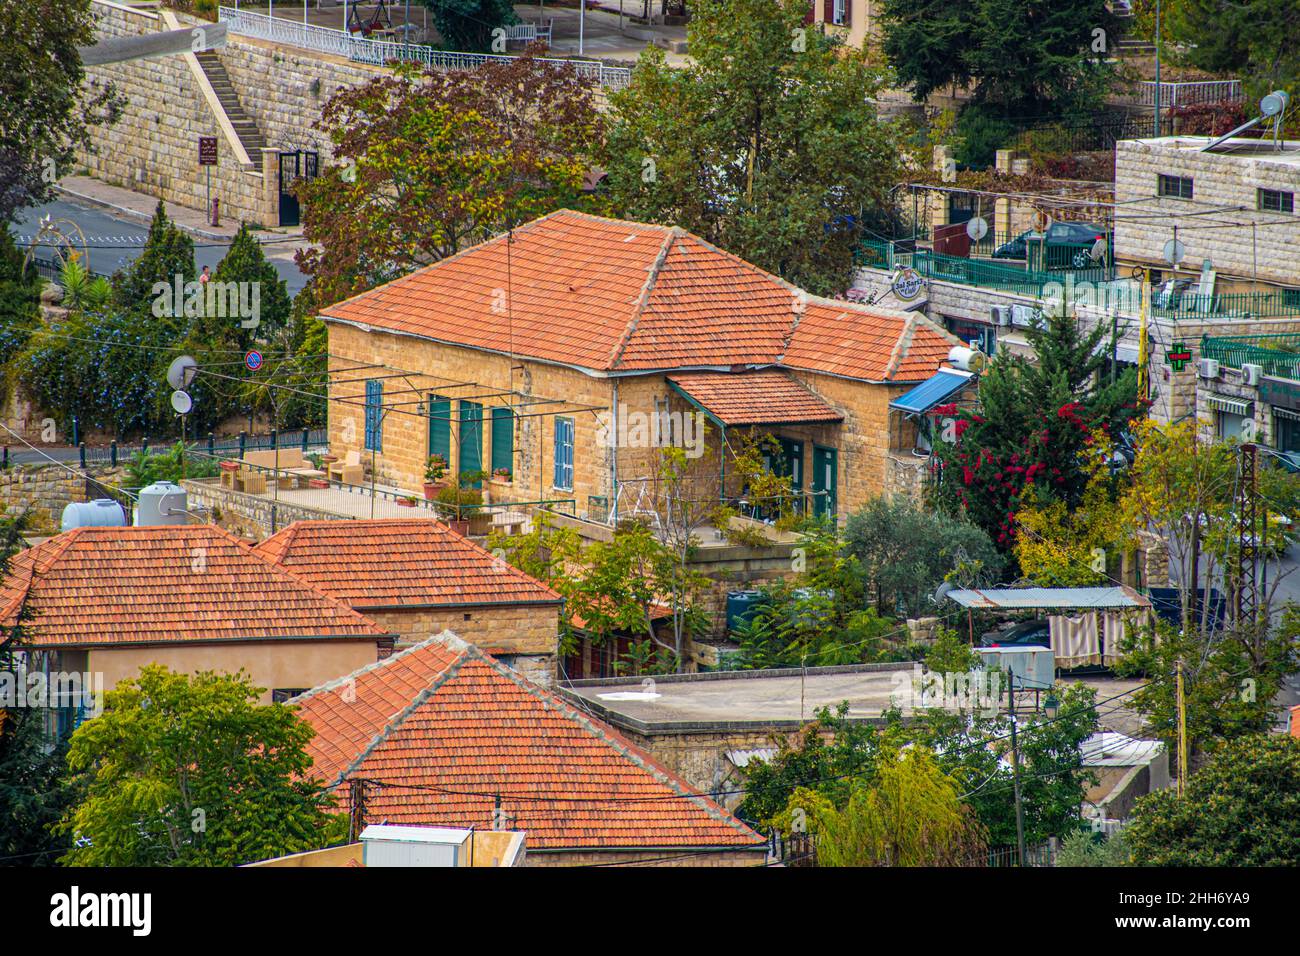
[992,222,1107,270]
[979,619,1051,648]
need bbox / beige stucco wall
[87,638,386,703]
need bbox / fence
[9,428,330,471]
[982,842,1057,868]
[1123,80,1244,109]
[1015,112,1152,153]
[910,249,1112,297]
[1152,289,1300,323]
[218,7,633,89]
[1201,333,1300,378]
[23,255,111,284]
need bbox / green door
[428,394,451,464]
[490,407,514,476]
[459,400,483,485]
[812,445,837,518]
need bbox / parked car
[979,618,1051,648]
[992,222,1107,269]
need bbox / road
[13,198,309,295]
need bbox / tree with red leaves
[929,306,1145,562]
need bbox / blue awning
[890,369,974,414]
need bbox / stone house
[319,210,961,528]
[0,524,396,718]
[292,632,768,866]
[253,517,564,686]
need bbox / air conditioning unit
[1198,358,1220,379]
[1242,363,1263,386]
[990,305,1012,327]
[1010,304,1037,328]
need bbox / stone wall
[83,2,277,225]
[0,465,125,529]
[1114,138,1300,288]
[182,476,349,539]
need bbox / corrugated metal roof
[945,586,1151,609]
[726,748,776,768]
[889,368,973,414]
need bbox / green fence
[1201,333,1300,377]
[1154,290,1300,323]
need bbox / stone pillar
[260,148,281,229]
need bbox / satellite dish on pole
[1089,237,1108,262]
[932,581,955,606]
[965,217,989,242]
[170,390,193,415]
[167,355,198,390]
[1163,238,1186,267]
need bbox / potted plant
[423,454,449,499]
[433,481,484,535]
[397,495,418,507]
[491,466,512,483]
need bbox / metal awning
[1274,406,1300,422]
[1205,394,1252,416]
[945,586,1151,610]
[889,369,974,414]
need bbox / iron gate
[277,150,319,227]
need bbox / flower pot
[397,497,417,507]
[424,481,449,500]
[308,479,329,489]
[446,519,470,536]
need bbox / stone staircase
[194,49,267,172]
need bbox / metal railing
[1123,80,1244,109]
[1201,333,1300,378]
[1152,290,1300,322]
[218,7,632,89]
[909,248,1112,297]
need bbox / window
[1157,174,1194,199]
[364,379,383,452]
[832,0,847,25]
[459,400,483,484]
[272,689,309,704]
[554,417,574,491]
[1217,410,1246,441]
[491,407,514,475]
[1259,188,1294,213]
[427,394,450,462]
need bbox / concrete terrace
[561,662,921,734]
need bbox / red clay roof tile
[322,210,954,383]
[293,635,764,852]
[667,369,844,426]
[254,518,560,609]
[0,525,391,647]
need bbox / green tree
[844,495,1003,615]
[58,666,345,866]
[1152,0,1300,101]
[1057,828,1130,866]
[1126,734,1300,866]
[930,307,1142,557]
[602,0,904,296]
[297,56,603,307]
[419,0,517,52]
[0,0,121,226]
[0,230,43,379]
[879,0,1118,116]
[112,201,196,319]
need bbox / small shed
[945,587,1152,668]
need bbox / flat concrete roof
[1128,135,1300,167]
[561,662,920,735]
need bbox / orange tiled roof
[321,209,954,382]
[667,369,844,426]
[254,518,561,609]
[0,525,392,648]
[782,303,959,383]
[293,634,765,852]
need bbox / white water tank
[134,481,187,526]
[61,499,127,533]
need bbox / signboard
[244,350,263,372]
[891,267,924,301]
[1259,377,1300,413]
[1165,342,1193,372]
[199,136,218,166]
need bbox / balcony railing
[1201,333,1300,378]
[217,7,632,89]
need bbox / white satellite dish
[1089,237,1108,262]
[932,581,955,605]
[1163,238,1186,266]
[965,217,989,242]
[170,390,193,415]
[166,355,198,390]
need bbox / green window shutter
[491,407,514,474]
[428,394,451,462]
[459,400,483,484]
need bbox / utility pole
[1008,678,1027,866]
[1175,660,1188,796]
[1153,0,1162,137]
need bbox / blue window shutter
[428,394,451,461]
[554,417,574,490]
[459,401,483,484]
[364,379,383,452]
